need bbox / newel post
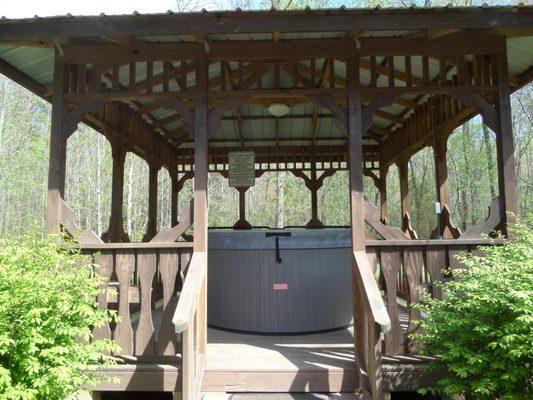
[194,58,209,356]
[347,57,369,397]
[46,53,68,234]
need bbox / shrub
[0,236,118,400]
[415,221,533,400]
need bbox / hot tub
[207,229,354,334]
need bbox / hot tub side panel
[208,247,353,334]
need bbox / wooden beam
[57,33,508,64]
[358,33,506,56]
[426,28,460,39]
[0,57,46,97]
[0,54,177,172]
[2,8,531,39]
[293,60,419,109]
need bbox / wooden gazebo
[1,5,532,399]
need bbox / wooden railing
[365,238,503,356]
[173,251,207,400]
[353,251,391,399]
[80,242,193,357]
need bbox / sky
[1,0,223,19]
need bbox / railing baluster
[425,245,446,300]
[402,247,423,354]
[158,250,181,355]
[93,252,113,341]
[379,247,403,354]
[135,250,157,355]
[114,250,135,355]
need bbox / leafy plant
[0,236,119,400]
[414,220,533,399]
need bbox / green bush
[415,221,533,399]
[0,236,118,400]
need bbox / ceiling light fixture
[268,102,290,117]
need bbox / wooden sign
[228,151,255,188]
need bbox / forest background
[0,0,531,241]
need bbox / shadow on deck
[95,326,444,394]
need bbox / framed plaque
[228,151,256,188]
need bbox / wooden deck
[95,326,443,394]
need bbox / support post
[379,164,388,224]
[494,52,518,235]
[397,156,410,231]
[308,165,322,229]
[143,160,160,242]
[233,187,252,230]
[290,167,335,228]
[348,57,378,398]
[103,139,128,242]
[170,169,179,227]
[433,132,452,238]
[46,53,68,234]
[194,59,209,357]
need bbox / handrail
[78,241,194,250]
[366,238,505,247]
[151,198,194,242]
[353,250,391,332]
[172,251,207,333]
[59,198,103,245]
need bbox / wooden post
[308,165,323,229]
[433,132,452,238]
[194,59,209,357]
[233,187,252,230]
[397,156,410,231]
[103,139,127,242]
[347,57,370,397]
[494,52,518,235]
[46,53,68,234]
[290,167,334,229]
[143,160,160,242]
[170,169,179,227]
[379,164,388,224]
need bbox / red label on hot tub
[273,283,288,290]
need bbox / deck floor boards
[97,305,443,393]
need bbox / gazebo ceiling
[0,6,532,156]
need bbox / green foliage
[0,236,119,400]
[414,220,533,399]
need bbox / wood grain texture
[379,248,403,355]
[114,251,135,355]
[158,251,181,355]
[135,251,157,355]
[93,253,113,341]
